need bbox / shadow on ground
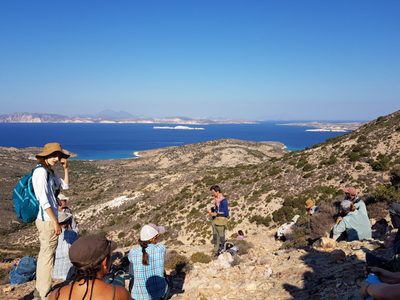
[283,247,365,300]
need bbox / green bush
[249,215,271,227]
[374,184,400,202]
[302,163,315,172]
[296,157,308,169]
[347,151,360,162]
[269,166,282,176]
[369,154,391,171]
[191,252,212,264]
[320,154,337,166]
[357,135,367,142]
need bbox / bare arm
[60,158,69,185]
[116,286,132,300]
[363,283,400,300]
[371,267,400,284]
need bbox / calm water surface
[0,123,347,160]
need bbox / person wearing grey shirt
[333,199,372,241]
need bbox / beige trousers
[35,219,58,299]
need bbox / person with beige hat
[304,198,319,216]
[32,142,71,300]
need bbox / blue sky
[0,1,399,120]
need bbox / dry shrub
[190,252,212,264]
[367,201,389,220]
[165,250,191,273]
[307,201,338,240]
[234,240,254,255]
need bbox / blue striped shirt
[128,243,167,300]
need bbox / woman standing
[33,142,70,300]
[128,224,168,300]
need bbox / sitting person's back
[128,224,167,300]
[52,212,78,280]
[49,234,130,300]
[333,199,372,241]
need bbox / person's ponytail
[139,239,149,265]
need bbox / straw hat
[304,198,315,209]
[36,142,70,159]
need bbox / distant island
[278,121,364,132]
[0,112,255,125]
[153,125,205,130]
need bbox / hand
[336,216,343,224]
[359,282,370,298]
[60,158,68,169]
[370,267,400,284]
[53,222,62,236]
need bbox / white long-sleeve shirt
[32,166,68,221]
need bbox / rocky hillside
[1,111,400,248]
[0,110,399,299]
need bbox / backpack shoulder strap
[32,164,50,221]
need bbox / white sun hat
[140,224,166,241]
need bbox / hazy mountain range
[0,111,256,124]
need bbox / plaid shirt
[128,243,167,300]
[52,229,78,280]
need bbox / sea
[0,123,348,160]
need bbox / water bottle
[365,273,381,300]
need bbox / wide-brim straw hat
[36,142,70,159]
[304,198,315,209]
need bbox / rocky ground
[1,227,392,300]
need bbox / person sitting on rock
[57,193,78,232]
[275,215,300,241]
[332,199,372,241]
[236,230,246,241]
[304,198,319,216]
[52,211,78,280]
[360,267,400,299]
[49,234,131,300]
[128,224,169,300]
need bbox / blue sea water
[0,123,347,160]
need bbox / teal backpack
[12,165,47,223]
